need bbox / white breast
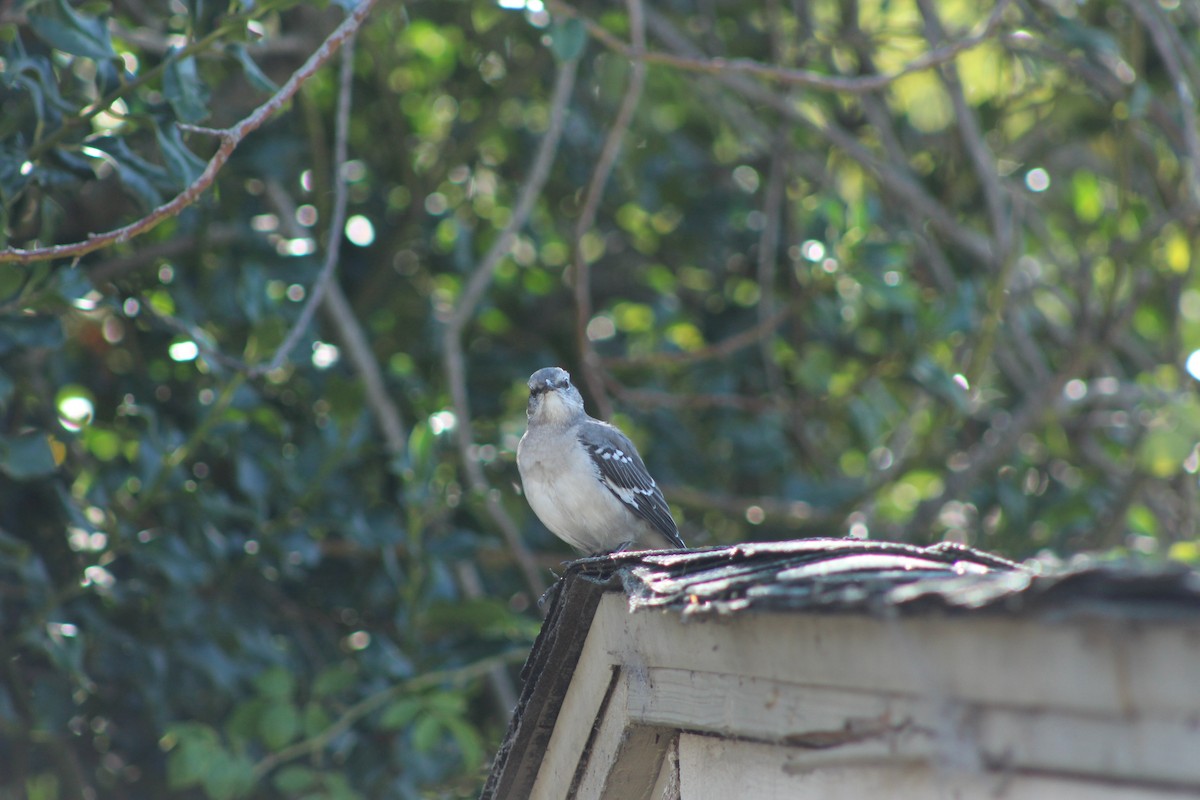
[517,425,636,553]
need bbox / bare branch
[913,0,1016,384]
[1126,0,1200,210]
[547,0,1012,94]
[603,306,790,368]
[133,292,249,373]
[915,0,1012,262]
[905,345,1097,538]
[664,485,839,530]
[0,0,377,265]
[612,386,784,412]
[255,29,358,377]
[572,0,649,421]
[756,138,787,392]
[86,224,242,286]
[643,9,995,264]
[442,58,581,602]
[250,648,528,783]
[321,282,407,457]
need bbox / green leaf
[253,666,295,700]
[1138,427,1194,478]
[26,0,116,60]
[0,316,64,355]
[236,454,269,499]
[202,752,255,800]
[312,663,356,698]
[226,697,267,741]
[2,56,76,132]
[1168,541,1200,564]
[54,266,92,303]
[549,18,587,62]
[25,773,59,800]
[155,123,207,189]
[163,51,211,124]
[1137,395,1200,478]
[425,690,465,716]
[442,715,485,770]
[302,701,331,738]
[410,713,442,753]
[88,137,171,212]
[259,701,300,750]
[0,368,14,407]
[272,765,316,795]
[0,433,57,480]
[227,44,278,93]
[378,697,421,731]
[165,723,222,790]
[1071,171,1104,224]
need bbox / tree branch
[547,0,1012,94]
[254,27,358,377]
[0,0,378,265]
[572,0,648,420]
[442,57,580,602]
[250,648,528,783]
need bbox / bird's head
[526,367,584,423]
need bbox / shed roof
[481,538,1200,798]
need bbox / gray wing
[578,420,686,549]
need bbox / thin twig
[442,58,580,602]
[756,139,787,393]
[454,561,518,716]
[1126,0,1200,209]
[321,282,407,455]
[664,485,839,529]
[86,224,242,286]
[913,0,1015,384]
[905,346,1096,538]
[915,0,1011,263]
[643,8,994,264]
[547,0,1011,94]
[611,386,783,412]
[254,29,358,377]
[249,648,528,782]
[133,291,250,373]
[130,374,248,518]
[602,306,790,368]
[0,0,377,265]
[572,0,648,420]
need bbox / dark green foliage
[1,0,1199,796]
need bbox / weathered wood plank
[530,621,619,800]
[678,735,1200,800]
[598,596,1200,718]
[629,667,1200,786]
[528,594,1200,795]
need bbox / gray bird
[517,367,686,554]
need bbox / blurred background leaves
[1,0,1199,796]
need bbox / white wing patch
[582,436,683,547]
[592,445,652,509]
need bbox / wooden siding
[529,593,1200,798]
